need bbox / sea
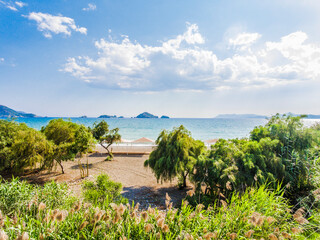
[1,117,319,141]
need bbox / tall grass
[0,176,318,239]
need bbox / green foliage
[0,177,75,216]
[90,120,121,159]
[0,120,53,173]
[192,114,318,201]
[0,179,317,239]
[0,176,35,215]
[42,119,94,173]
[145,125,206,188]
[82,174,126,207]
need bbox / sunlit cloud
[0,0,26,11]
[25,12,87,38]
[62,23,320,92]
[82,3,96,11]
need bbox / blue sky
[1,0,320,117]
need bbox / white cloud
[0,0,26,11]
[62,24,320,92]
[26,12,87,38]
[15,1,26,7]
[82,3,96,11]
[229,32,261,50]
[0,58,4,62]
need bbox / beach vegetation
[41,119,94,174]
[82,174,127,206]
[0,120,54,174]
[0,176,318,239]
[144,125,206,188]
[190,114,319,208]
[90,120,121,160]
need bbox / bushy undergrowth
[192,114,320,203]
[0,177,76,216]
[82,174,127,207]
[0,176,319,239]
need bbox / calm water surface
[1,117,319,141]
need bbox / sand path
[22,147,192,209]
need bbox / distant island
[215,113,320,119]
[98,115,117,118]
[0,105,37,118]
[215,114,267,119]
[136,112,159,118]
[161,115,170,119]
[285,112,320,119]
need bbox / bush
[82,174,127,206]
[0,177,318,239]
[0,120,54,174]
[0,177,35,215]
[192,114,318,201]
[42,119,94,174]
[145,125,206,188]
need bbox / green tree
[42,119,94,174]
[0,120,53,174]
[90,121,121,160]
[192,114,316,202]
[144,125,205,188]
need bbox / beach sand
[22,145,191,209]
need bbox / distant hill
[136,112,158,118]
[0,105,37,118]
[306,114,320,119]
[285,112,320,119]
[215,114,267,119]
[161,115,170,119]
[98,115,117,118]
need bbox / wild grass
[0,175,319,239]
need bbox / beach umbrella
[133,137,155,143]
[204,139,218,144]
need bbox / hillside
[136,112,158,118]
[98,115,117,118]
[0,105,37,118]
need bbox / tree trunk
[183,175,187,188]
[99,142,112,156]
[57,160,64,174]
[106,143,112,156]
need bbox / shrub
[0,177,35,215]
[42,119,94,173]
[0,120,54,174]
[145,125,206,188]
[192,114,318,201]
[0,177,317,239]
[82,174,127,206]
[0,177,76,216]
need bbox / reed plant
[0,176,318,239]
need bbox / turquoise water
[2,117,319,141]
[0,117,271,141]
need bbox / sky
[1,0,320,118]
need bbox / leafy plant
[144,125,206,188]
[42,119,94,173]
[90,120,121,160]
[82,174,127,206]
[0,120,53,174]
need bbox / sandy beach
[23,145,191,209]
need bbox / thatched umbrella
[204,139,219,147]
[132,137,155,143]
